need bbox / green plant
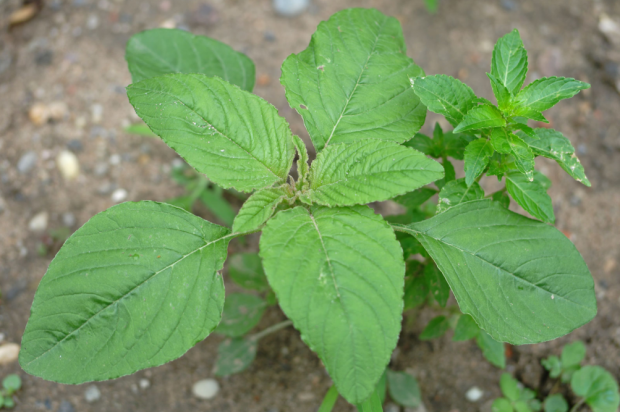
[492,341,619,412]
[19,8,597,410]
[0,374,21,409]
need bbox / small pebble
[67,139,83,152]
[29,103,50,126]
[48,101,68,121]
[577,144,587,155]
[500,0,517,11]
[59,400,75,412]
[264,30,276,42]
[465,386,483,402]
[385,402,400,412]
[109,154,121,165]
[17,151,37,173]
[111,188,128,203]
[139,378,150,390]
[93,162,109,176]
[29,211,49,232]
[86,14,99,30]
[62,212,76,227]
[0,343,20,365]
[57,150,80,180]
[273,0,309,17]
[97,181,115,195]
[84,385,101,403]
[192,379,220,400]
[91,103,103,124]
[34,49,53,66]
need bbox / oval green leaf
[571,366,620,412]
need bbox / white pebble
[28,211,49,232]
[139,378,150,390]
[0,343,20,365]
[192,379,220,400]
[109,154,121,165]
[466,386,484,402]
[57,150,80,180]
[111,188,128,203]
[91,104,103,124]
[84,385,101,402]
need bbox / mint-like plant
[19,8,597,408]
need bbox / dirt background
[1,0,619,411]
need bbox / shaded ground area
[0,0,619,411]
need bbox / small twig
[250,319,293,342]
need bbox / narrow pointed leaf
[507,133,535,179]
[453,314,480,342]
[437,178,485,214]
[512,123,537,140]
[305,140,444,206]
[435,159,455,190]
[476,331,506,368]
[404,133,441,158]
[487,72,512,111]
[454,105,506,133]
[396,200,597,345]
[232,186,290,233]
[518,129,590,186]
[491,29,528,95]
[571,366,620,412]
[281,8,426,151]
[506,172,555,223]
[215,293,265,338]
[214,337,257,376]
[126,28,255,91]
[412,74,477,127]
[260,205,404,404]
[293,135,310,188]
[19,201,231,383]
[514,77,590,114]
[443,132,477,160]
[127,74,295,192]
[500,373,521,402]
[319,385,340,412]
[394,188,437,210]
[199,188,235,227]
[464,139,494,185]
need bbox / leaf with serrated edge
[464,139,494,186]
[491,29,528,95]
[127,74,295,192]
[126,28,255,91]
[305,140,444,206]
[293,135,310,189]
[232,186,289,233]
[214,337,257,376]
[514,77,590,114]
[518,129,590,186]
[281,8,426,151]
[260,205,404,404]
[507,133,535,179]
[19,201,231,383]
[571,366,620,412]
[412,75,476,127]
[396,200,596,345]
[437,178,485,214]
[454,105,506,133]
[394,188,437,210]
[506,172,555,223]
[215,293,265,338]
[487,73,512,111]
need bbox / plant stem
[250,319,293,342]
[570,398,585,412]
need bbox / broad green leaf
[464,139,494,186]
[2,375,21,392]
[376,369,387,405]
[544,394,568,412]
[507,133,535,179]
[304,140,444,206]
[500,374,521,402]
[453,105,506,133]
[518,129,590,187]
[571,366,620,412]
[319,385,340,412]
[542,356,562,378]
[476,331,506,368]
[514,77,590,114]
[399,234,426,259]
[259,205,404,404]
[124,122,157,137]
[515,108,548,123]
[561,341,586,369]
[2,397,12,408]
[199,188,236,227]
[488,73,512,111]
[357,388,384,412]
[232,186,290,233]
[281,8,426,151]
[436,178,485,214]
[491,29,528,95]
[435,159,455,190]
[126,28,255,91]
[444,132,477,160]
[425,263,450,307]
[534,170,552,191]
[404,132,440,158]
[228,253,269,291]
[420,316,449,340]
[412,75,476,127]
[293,135,310,189]
[214,337,257,376]
[493,398,515,412]
[506,172,555,223]
[514,400,533,412]
[215,293,265,337]
[512,123,537,140]
[127,74,295,192]
[404,276,429,310]
[19,201,231,383]
[386,370,421,408]
[396,200,597,344]
[394,188,437,210]
[453,314,480,342]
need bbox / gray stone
[59,400,75,412]
[273,0,309,17]
[93,162,109,176]
[84,385,101,403]
[62,212,76,227]
[17,151,37,174]
[67,139,83,152]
